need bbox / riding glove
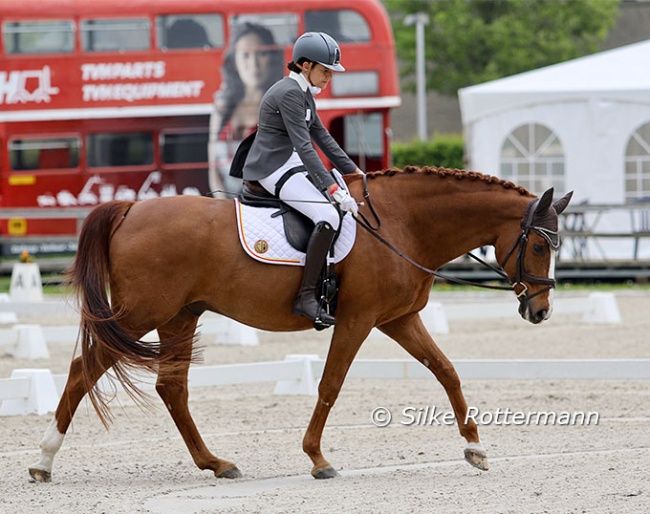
[331,187,359,216]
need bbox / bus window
[332,71,378,97]
[80,18,150,52]
[156,14,224,50]
[87,132,153,167]
[229,13,298,46]
[304,10,371,43]
[9,137,80,170]
[331,113,383,170]
[161,131,208,164]
[2,21,75,54]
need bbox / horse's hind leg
[29,348,117,482]
[155,310,241,479]
[378,312,489,471]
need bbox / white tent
[458,40,650,259]
[459,39,650,205]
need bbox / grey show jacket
[242,73,357,191]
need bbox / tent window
[499,123,565,196]
[624,122,650,203]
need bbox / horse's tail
[67,201,167,427]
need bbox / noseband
[499,196,560,306]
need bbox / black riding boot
[292,221,337,326]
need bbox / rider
[242,32,363,326]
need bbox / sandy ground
[1,290,649,514]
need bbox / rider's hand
[329,185,359,216]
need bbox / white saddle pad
[235,200,356,266]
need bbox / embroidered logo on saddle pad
[235,200,356,266]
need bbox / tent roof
[459,39,650,123]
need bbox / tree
[385,0,620,96]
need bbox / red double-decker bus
[0,0,399,255]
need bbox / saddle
[239,180,314,253]
[235,174,356,329]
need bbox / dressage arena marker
[9,262,44,302]
[0,324,49,359]
[420,301,450,334]
[2,355,649,416]
[0,369,58,416]
[581,292,622,324]
[273,354,320,395]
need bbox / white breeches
[259,165,341,231]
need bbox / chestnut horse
[29,166,572,483]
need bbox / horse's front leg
[302,322,371,479]
[379,312,489,471]
[155,311,241,479]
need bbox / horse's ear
[534,188,554,216]
[552,190,574,215]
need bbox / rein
[354,217,513,291]
[352,175,559,300]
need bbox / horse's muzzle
[519,301,550,324]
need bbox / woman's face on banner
[235,33,273,89]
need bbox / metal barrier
[561,202,650,260]
[0,207,92,258]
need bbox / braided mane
[369,165,531,196]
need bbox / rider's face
[303,62,333,90]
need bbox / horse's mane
[368,165,532,196]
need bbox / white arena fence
[0,289,636,417]
[1,355,650,417]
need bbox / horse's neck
[374,174,530,267]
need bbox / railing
[0,208,92,259]
[0,207,92,226]
[560,202,650,261]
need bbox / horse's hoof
[312,465,339,479]
[216,466,242,479]
[464,447,489,471]
[28,467,51,483]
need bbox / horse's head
[496,188,573,324]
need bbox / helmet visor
[320,46,344,71]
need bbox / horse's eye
[533,244,545,256]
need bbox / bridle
[498,196,560,305]
[353,175,560,309]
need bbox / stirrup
[312,298,336,329]
[313,312,336,330]
[292,298,336,329]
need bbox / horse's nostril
[536,309,548,322]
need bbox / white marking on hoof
[28,418,64,482]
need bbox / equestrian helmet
[292,32,345,72]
